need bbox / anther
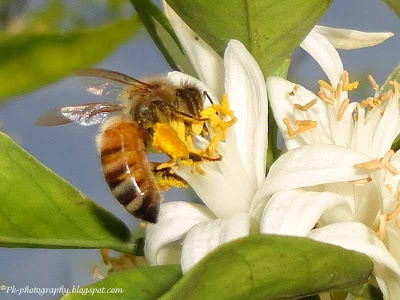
[387,202,400,221]
[368,75,379,91]
[289,84,300,96]
[386,184,393,194]
[381,150,395,164]
[342,70,349,88]
[318,80,334,92]
[378,214,387,240]
[335,83,342,100]
[293,99,317,111]
[283,118,296,138]
[337,98,349,121]
[295,120,314,126]
[349,177,372,185]
[318,90,334,105]
[344,81,359,91]
[360,97,374,108]
[354,159,384,170]
[295,121,318,134]
[385,163,398,175]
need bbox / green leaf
[0,132,137,254]
[60,265,182,300]
[383,0,400,18]
[159,235,373,300]
[129,0,197,76]
[0,16,140,101]
[165,0,332,77]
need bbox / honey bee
[36,68,216,224]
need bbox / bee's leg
[149,162,187,191]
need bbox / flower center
[151,94,236,176]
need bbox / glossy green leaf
[0,132,137,253]
[159,235,373,300]
[129,0,196,76]
[166,0,332,76]
[60,265,182,300]
[384,0,400,18]
[0,16,140,101]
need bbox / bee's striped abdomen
[97,116,160,223]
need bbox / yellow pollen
[368,75,379,91]
[386,184,393,193]
[318,90,334,105]
[289,84,300,96]
[295,121,317,134]
[152,123,189,159]
[354,159,384,170]
[344,81,359,91]
[334,83,342,100]
[337,98,349,121]
[283,118,296,138]
[387,202,400,221]
[342,70,349,87]
[377,214,387,240]
[382,150,395,164]
[191,121,204,135]
[294,99,317,111]
[349,177,372,185]
[318,80,334,92]
[373,98,383,107]
[360,97,374,109]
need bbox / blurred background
[0,0,399,299]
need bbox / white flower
[144,2,394,274]
[261,30,400,299]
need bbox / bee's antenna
[203,91,214,105]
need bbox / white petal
[167,71,219,105]
[260,189,352,236]
[181,213,254,272]
[309,223,400,300]
[314,26,394,50]
[224,40,268,187]
[386,222,400,269]
[300,30,343,87]
[163,1,224,97]
[144,201,215,265]
[266,76,332,150]
[251,145,371,218]
[176,166,252,218]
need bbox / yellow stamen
[295,121,317,134]
[342,70,349,88]
[337,98,349,121]
[335,83,342,100]
[289,84,300,96]
[387,202,400,221]
[318,90,334,105]
[344,81,359,91]
[295,120,314,126]
[156,160,177,171]
[354,159,384,170]
[294,99,317,111]
[368,74,379,90]
[360,97,374,108]
[381,90,394,101]
[349,178,372,185]
[283,118,296,138]
[318,80,334,92]
[382,150,395,164]
[385,163,399,175]
[378,214,387,240]
[191,121,204,135]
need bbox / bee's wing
[77,68,156,101]
[36,102,124,126]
